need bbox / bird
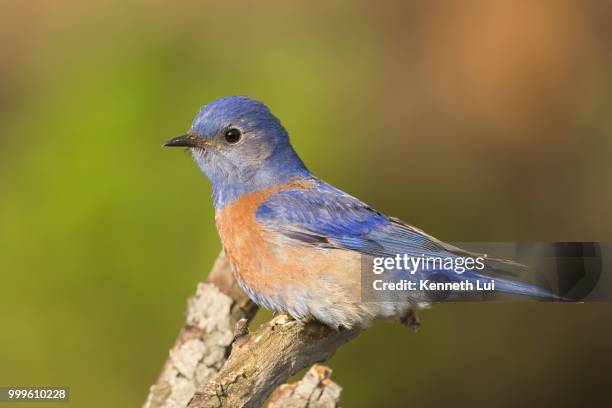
[164,96,555,330]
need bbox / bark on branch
[267,365,342,408]
[187,317,360,408]
[144,253,258,408]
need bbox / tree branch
[187,318,361,408]
[144,253,258,408]
[267,365,342,408]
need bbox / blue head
[164,96,309,209]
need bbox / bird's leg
[400,309,421,332]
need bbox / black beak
[163,134,197,148]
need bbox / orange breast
[214,178,314,303]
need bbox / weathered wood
[268,365,342,408]
[144,253,257,408]
[187,317,361,408]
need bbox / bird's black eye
[224,128,242,144]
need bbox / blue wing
[256,177,557,299]
[257,178,476,259]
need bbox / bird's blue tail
[452,270,563,300]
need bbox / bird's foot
[269,313,294,329]
[400,310,421,332]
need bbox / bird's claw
[401,310,421,332]
[269,314,293,329]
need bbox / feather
[256,177,556,299]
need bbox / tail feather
[456,270,562,300]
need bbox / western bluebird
[164,96,553,330]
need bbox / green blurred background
[1,0,611,407]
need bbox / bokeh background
[1,0,611,407]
